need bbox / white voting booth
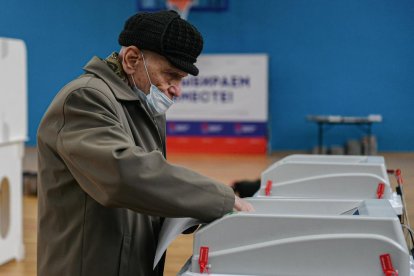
[256,154,403,214]
[0,37,26,264]
[179,199,414,275]
[171,154,413,275]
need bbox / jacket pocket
[118,235,131,276]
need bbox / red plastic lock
[265,180,272,196]
[199,246,209,273]
[380,254,398,276]
[396,169,404,185]
[377,183,385,199]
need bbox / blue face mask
[140,52,174,115]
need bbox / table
[307,115,383,154]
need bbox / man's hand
[233,195,255,212]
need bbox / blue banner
[167,121,267,137]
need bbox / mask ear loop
[130,74,138,89]
[141,51,153,85]
[141,51,175,103]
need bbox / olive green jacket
[37,56,235,276]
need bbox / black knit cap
[118,10,203,76]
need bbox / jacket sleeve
[56,87,235,222]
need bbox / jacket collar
[83,56,139,101]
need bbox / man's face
[122,47,188,100]
[142,51,188,100]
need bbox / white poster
[167,54,268,122]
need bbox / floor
[0,149,413,275]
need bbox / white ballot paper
[153,217,204,269]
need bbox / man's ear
[121,46,143,74]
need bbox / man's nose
[168,82,182,97]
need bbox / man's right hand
[233,195,254,212]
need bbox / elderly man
[37,10,253,276]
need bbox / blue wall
[1,0,414,151]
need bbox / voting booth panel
[173,155,413,275]
[255,154,403,213]
[0,38,27,142]
[0,37,26,265]
[260,155,390,189]
[0,144,25,264]
[179,199,413,276]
